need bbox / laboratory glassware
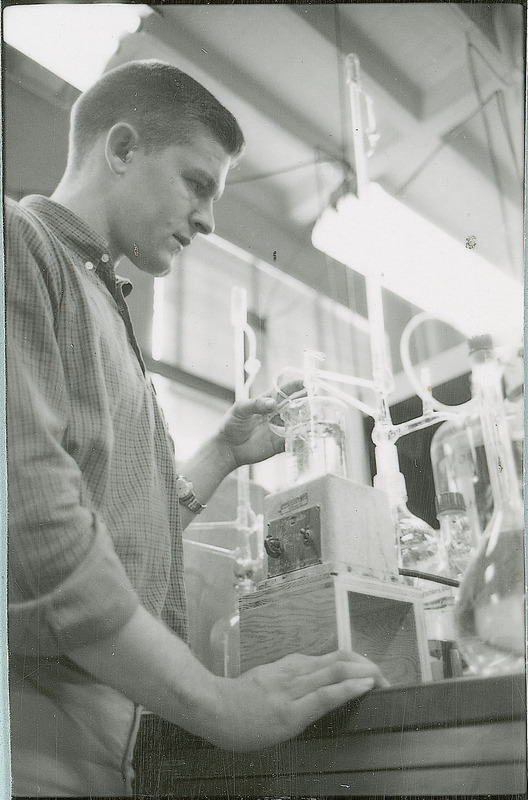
[430,343,524,539]
[373,440,459,678]
[280,395,348,487]
[209,575,255,678]
[436,491,478,579]
[454,336,525,676]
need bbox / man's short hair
[69,59,245,167]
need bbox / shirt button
[85,261,94,270]
[101,253,110,263]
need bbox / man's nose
[191,201,215,236]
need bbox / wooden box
[239,564,432,686]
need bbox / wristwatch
[175,476,206,514]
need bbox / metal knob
[264,535,284,558]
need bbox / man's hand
[206,650,389,752]
[217,396,284,469]
[68,606,388,754]
[176,388,305,528]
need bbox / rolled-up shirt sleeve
[7,205,140,656]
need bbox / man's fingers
[222,650,388,751]
[333,649,391,687]
[232,397,276,418]
[291,675,376,730]
[276,649,385,678]
[234,389,307,418]
[284,657,383,700]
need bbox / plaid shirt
[6,195,187,662]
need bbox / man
[6,60,385,797]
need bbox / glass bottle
[374,440,458,679]
[436,491,478,579]
[454,335,525,676]
[430,415,491,539]
[430,345,524,539]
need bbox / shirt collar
[20,195,133,297]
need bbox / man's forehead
[179,139,232,192]
[171,136,230,168]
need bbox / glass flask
[280,395,348,486]
[454,336,525,676]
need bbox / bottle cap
[436,491,467,516]
[468,333,493,354]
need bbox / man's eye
[188,178,205,196]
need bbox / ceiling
[3,2,524,375]
[103,2,525,314]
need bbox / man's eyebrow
[188,169,220,197]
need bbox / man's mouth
[172,235,191,251]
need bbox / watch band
[176,476,206,514]
[180,493,206,514]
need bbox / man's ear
[105,123,139,175]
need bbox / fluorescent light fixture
[3,4,150,91]
[312,182,523,343]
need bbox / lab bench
[133,671,526,798]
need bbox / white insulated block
[264,474,398,582]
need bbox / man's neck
[51,173,117,261]
[51,179,100,231]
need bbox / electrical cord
[399,568,460,588]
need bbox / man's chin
[129,252,175,277]
[153,250,182,277]
[155,262,173,278]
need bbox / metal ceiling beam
[140,8,351,170]
[288,3,424,120]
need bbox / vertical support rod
[345,54,398,483]
[230,287,252,538]
[346,54,369,200]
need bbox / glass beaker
[281,395,348,486]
